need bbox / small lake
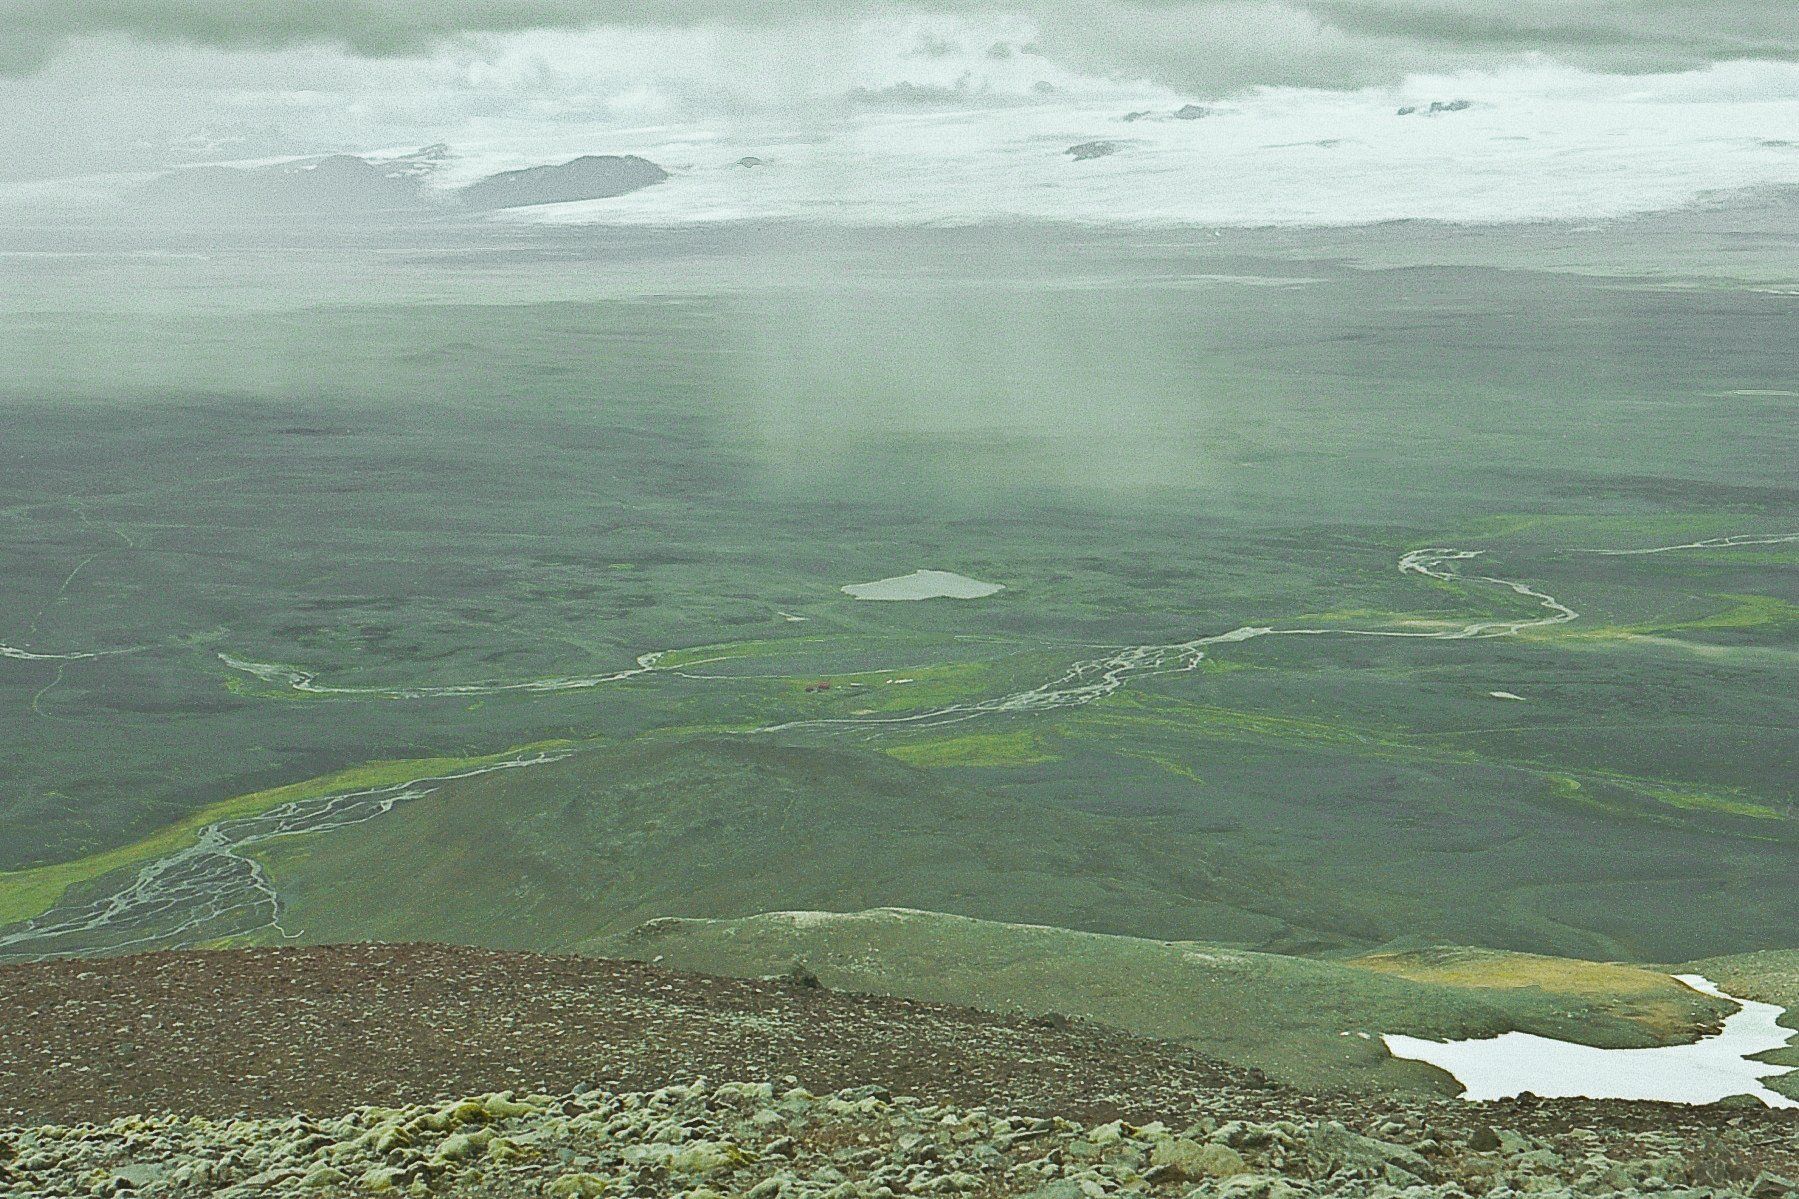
[1384,974,1798,1108]
[842,570,1005,601]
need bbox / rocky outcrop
[1121,105,1210,123]
[1397,100,1473,116]
[380,143,452,180]
[1065,141,1120,161]
[3,1078,1792,1199]
[458,155,670,209]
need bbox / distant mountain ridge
[132,153,427,216]
[130,148,669,219]
[457,154,669,210]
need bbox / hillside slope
[2,946,1794,1199]
[254,740,1382,952]
[598,907,1734,1094]
[0,944,1255,1127]
[16,1076,1798,1199]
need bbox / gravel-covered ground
[0,944,1271,1127]
[0,945,1794,1199]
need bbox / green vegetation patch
[1348,946,1711,1037]
[1081,689,1415,753]
[1089,692,1791,832]
[657,636,844,670]
[1538,593,1799,647]
[602,908,1735,1095]
[1665,594,1799,632]
[885,730,1058,768]
[1583,773,1789,822]
[0,740,578,929]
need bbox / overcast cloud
[4,0,1799,89]
[7,0,1799,225]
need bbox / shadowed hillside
[254,740,1388,953]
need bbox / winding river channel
[216,650,676,698]
[0,753,567,961]
[761,547,1578,733]
[0,534,1788,963]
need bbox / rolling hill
[253,739,1384,953]
[595,907,1743,1094]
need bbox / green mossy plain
[597,907,1794,1097]
[1,228,1793,1032]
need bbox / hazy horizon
[6,3,1799,231]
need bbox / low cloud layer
[5,0,1799,89]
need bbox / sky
[6,1,1799,84]
[4,1,1799,226]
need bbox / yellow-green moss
[885,730,1058,768]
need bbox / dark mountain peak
[458,154,670,210]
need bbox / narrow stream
[0,753,568,962]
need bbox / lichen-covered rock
[1749,1172,1797,1199]
[1303,1122,1432,1183]
[1150,1137,1249,1181]
[669,1140,751,1174]
[480,1091,539,1120]
[1065,141,1120,162]
[359,1163,409,1191]
[1205,1173,1308,1199]
[0,1079,1790,1199]
[433,1129,492,1163]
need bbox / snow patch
[842,570,1005,601]
[1383,974,1798,1108]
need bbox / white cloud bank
[5,11,1799,228]
[6,0,1799,85]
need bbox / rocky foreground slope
[8,1075,1798,1199]
[1,946,1795,1199]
